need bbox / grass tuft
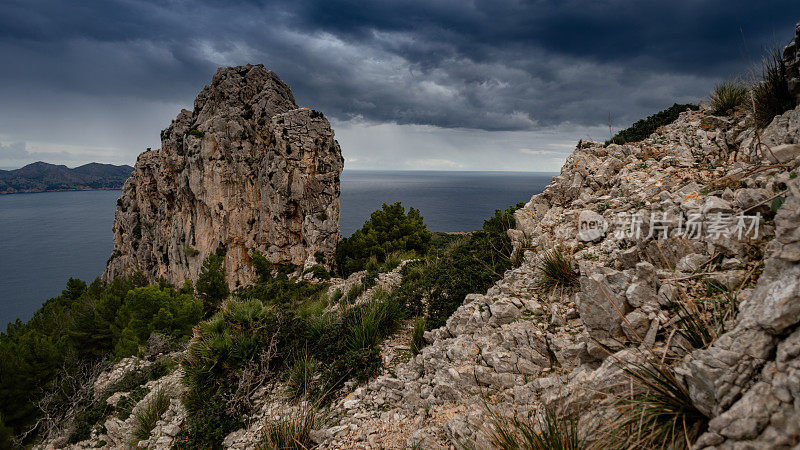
[673,292,737,350]
[131,388,170,443]
[409,317,426,356]
[608,362,708,449]
[345,297,402,351]
[535,249,579,294]
[752,48,797,128]
[710,81,748,116]
[486,403,585,450]
[286,352,318,399]
[257,404,317,450]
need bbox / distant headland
[0,161,133,194]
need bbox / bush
[344,297,402,352]
[535,249,579,294]
[68,401,112,444]
[112,286,201,359]
[196,253,230,315]
[336,202,431,276]
[0,275,198,444]
[131,389,170,443]
[409,317,426,356]
[753,48,797,127]
[303,265,331,280]
[607,103,699,145]
[710,81,748,116]
[182,298,280,411]
[393,203,521,330]
[178,390,242,450]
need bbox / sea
[0,170,553,327]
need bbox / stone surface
[103,65,344,287]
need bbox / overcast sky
[1,1,799,171]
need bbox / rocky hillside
[36,25,800,450]
[103,65,344,287]
[0,162,133,194]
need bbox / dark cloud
[0,0,798,167]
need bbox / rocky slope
[68,103,800,450]
[47,28,800,450]
[103,65,344,287]
[0,162,133,194]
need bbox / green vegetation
[710,81,748,116]
[286,352,318,399]
[535,249,579,294]
[486,404,584,450]
[336,202,431,276]
[753,48,797,128]
[4,198,523,447]
[188,128,205,138]
[409,317,426,356]
[196,252,230,315]
[0,273,200,444]
[131,389,170,443]
[609,362,708,449]
[392,203,522,330]
[257,405,317,450]
[607,103,699,145]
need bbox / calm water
[0,171,553,327]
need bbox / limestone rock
[103,65,344,287]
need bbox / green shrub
[257,404,316,450]
[0,275,197,444]
[344,297,402,351]
[68,401,112,444]
[673,292,737,350]
[196,253,230,315]
[251,250,273,281]
[114,385,150,420]
[303,265,331,280]
[112,286,202,359]
[753,48,797,128]
[131,389,170,443]
[409,317,426,356]
[535,249,579,294]
[710,81,748,116]
[394,203,521,330]
[486,403,584,450]
[607,103,699,145]
[188,128,205,138]
[179,389,242,449]
[336,202,431,276]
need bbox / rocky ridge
[103,65,344,287]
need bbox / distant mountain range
[0,162,134,194]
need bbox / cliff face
[103,65,344,287]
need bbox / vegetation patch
[606,103,699,145]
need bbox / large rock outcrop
[103,64,344,287]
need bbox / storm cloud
[1,0,798,170]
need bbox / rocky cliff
[103,65,344,287]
